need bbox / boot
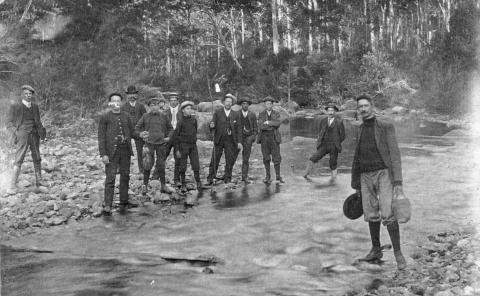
[360,222,383,261]
[34,162,43,187]
[6,165,21,194]
[387,221,406,270]
[274,164,284,183]
[303,161,314,179]
[263,162,271,183]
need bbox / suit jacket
[98,111,134,159]
[121,102,146,140]
[210,108,241,145]
[257,110,282,144]
[239,110,258,137]
[351,117,402,190]
[6,102,46,143]
[316,116,345,151]
[166,106,183,126]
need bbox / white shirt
[129,101,136,107]
[267,110,272,117]
[170,106,179,129]
[22,99,31,108]
[224,108,231,117]
[241,110,249,117]
[328,117,334,126]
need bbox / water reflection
[212,183,282,209]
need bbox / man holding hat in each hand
[121,85,147,174]
[236,96,258,184]
[171,100,202,194]
[257,96,284,184]
[303,102,345,181]
[135,95,174,194]
[206,93,242,185]
[6,84,46,194]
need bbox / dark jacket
[172,115,198,149]
[7,101,46,143]
[98,111,134,159]
[316,116,345,151]
[166,106,183,126]
[210,108,241,145]
[257,110,282,144]
[135,111,173,144]
[121,102,146,124]
[239,110,258,137]
[351,117,402,190]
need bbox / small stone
[17,179,31,188]
[457,239,469,248]
[59,208,73,219]
[50,216,67,226]
[434,290,454,296]
[149,180,162,189]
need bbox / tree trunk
[272,0,280,54]
[308,0,313,53]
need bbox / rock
[36,186,49,194]
[342,99,357,111]
[149,180,162,189]
[17,179,31,188]
[59,208,73,219]
[410,284,426,295]
[328,264,360,273]
[46,200,56,211]
[197,100,223,112]
[457,238,469,248]
[49,216,67,226]
[445,271,460,282]
[85,161,100,170]
[392,106,407,114]
[202,267,214,274]
[434,290,454,296]
[153,192,170,203]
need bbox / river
[1,126,478,296]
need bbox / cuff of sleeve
[393,181,403,186]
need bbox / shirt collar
[224,108,231,114]
[22,99,31,108]
[129,101,136,107]
[242,110,248,116]
[267,110,272,115]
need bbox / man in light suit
[206,93,242,185]
[303,102,345,181]
[163,92,183,185]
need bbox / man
[303,102,345,181]
[236,96,258,184]
[164,92,183,185]
[98,93,134,214]
[121,85,147,174]
[172,101,202,194]
[6,85,46,194]
[257,96,284,184]
[206,93,242,185]
[351,94,406,270]
[136,95,174,194]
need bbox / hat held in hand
[343,192,363,220]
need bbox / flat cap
[180,100,194,110]
[21,85,35,93]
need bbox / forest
[0,0,478,123]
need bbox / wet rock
[202,267,214,274]
[153,192,170,203]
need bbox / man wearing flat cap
[98,93,135,214]
[236,96,258,184]
[164,92,183,186]
[6,85,46,194]
[206,93,242,185]
[351,94,406,270]
[257,96,284,183]
[135,95,174,194]
[303,102,345,182]
[121,85,147,174]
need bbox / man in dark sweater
[98,93,134,214]
[303,103,345,181]
[6,85,46,194]
[351,94,406,270]
[135,95,174,194]
[121,85,146,174]
[236,96,258,184]
[172,101,202,194]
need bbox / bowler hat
[21,85,35,93]
[343,192,363,220]
[222,93,237,104]
[108,92,123,101]
[325,103,339,112]
[238,97,252,105]
[148,95,166,106]
[180,100,194,110]
[262,96,278,103]
[125,85,139,94]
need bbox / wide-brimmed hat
[222,93,237,104]
[125,85,139,94]
[262,96,278,103]
[325,103,339,112]
[148,96,166,106]
[343,193,363,220]
[180,100,194,110]
[21,85,35,93]
[238,97,252,105]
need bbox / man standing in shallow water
[351,94,407,270]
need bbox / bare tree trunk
[286,5,292,49]
[308,0,313,53]
[241,9,245,59]
[272,0,280,54]
[166,19,171,75]
[19,0,33,23]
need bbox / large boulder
[341,99,357,111]
[197,100,223,113]
[392,106,408,114]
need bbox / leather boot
[387,221,407,270]
[303,161,314,179]
[263,162,271,183]
[7,165,21,194]
[330,169,337,182]
[360,222,383,261]
[274,164,284,183]
[161,183,174,194]
[34,162,43,187]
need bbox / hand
[209,122,215,128]
[176,151,182,159]
[393,185,405,199]
[237,143,243,151]
[101,155,109,164]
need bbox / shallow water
[1,133,477,296]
